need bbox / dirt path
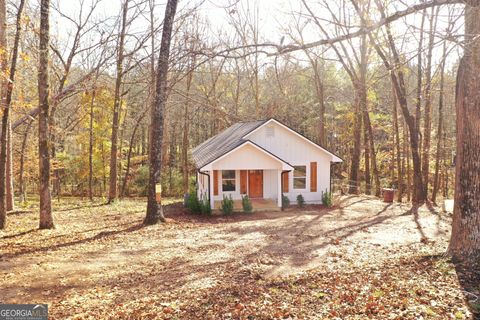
[0,196,474,319]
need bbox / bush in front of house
[296,194,305,208]
[186,191,201,213]
[221,194,234,215]
[199,196,212,215]
[322,189,333,207]
[281,194,290,210]
[241,195,253,213]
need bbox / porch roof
[192,120,267,169]
[200,141,294,171]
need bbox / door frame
[248,170,264,198]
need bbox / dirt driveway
[0,196,473,319]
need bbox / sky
[47,0,465,71]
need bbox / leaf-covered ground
[0,196,478,319]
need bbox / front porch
[196,141,294,211]
[214,198,280,212]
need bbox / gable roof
[243,118,343,162]
[192,120,267,169]
[192,118,343,169]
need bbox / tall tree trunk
[19,120,33,204]
[182,66,194,195]
[363,111,371,195]
[348,88,362,194]
[88,89,96,201]
[121,109,147,197]
[442,132,449,199]
[449,2,480,260]
[432,39,447,204]
[393,84,403,202]
[38,0,54,229]
[144,0,178,225]
[405,122,412,202]
[367,112,381,197]
[168,119,176,194]
[0,0,7,228]
[421,7,438,198]
[312,60,326,146]
[108,0,128,203]
[415,9,426,169]
[6,121,13,210]
[0,0,24,226]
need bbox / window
[293,166,306,189]
[222,170,236,192]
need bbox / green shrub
[199,193,212,215]
[241,195,253,213]
[322,189,333,207]
[281,194,290,210]
[186,191,201,213]
[221,194,234,215]
[296,194,305,208]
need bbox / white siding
[263,169,278,199]
[197,171,209,201]
[211,143,282,170]
[247,122,332,203]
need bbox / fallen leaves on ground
[0,196,477,319]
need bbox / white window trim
[221,170,236,193]
[293,165,307,191]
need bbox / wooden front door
[248,170,263,198]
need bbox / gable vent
[266,126,275,137]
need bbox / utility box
[382,188,395,203]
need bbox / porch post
[209,170,215,210]
[277,169,282,207]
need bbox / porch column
[209,170,215,210]
[277,169,282,207]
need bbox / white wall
[263,169,278,199]
[247,122,333,203]
[212,143,282,170]
[197,171,209,201]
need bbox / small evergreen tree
[322,189,333,207]
[296,194,305,208]
[186,191,201,213]
[199,193,212,215]
[242,195,253,213]
[221,194,234,215]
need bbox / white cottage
[192,118,343,210]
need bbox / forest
[0,0,479,318]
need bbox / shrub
[296,194,305,208]
[221,194,234,215]
[322,189,333,207]
[199,196,212,215]
[241,195,253,213]
[281,194,290,210]
[186,191,201,213]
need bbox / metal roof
[192,120,267,169]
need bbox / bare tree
[145,0,178,225]
[0,0,26,227]
[352,0,426,204]
[0,0,7,228]
[38,0,54,229]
